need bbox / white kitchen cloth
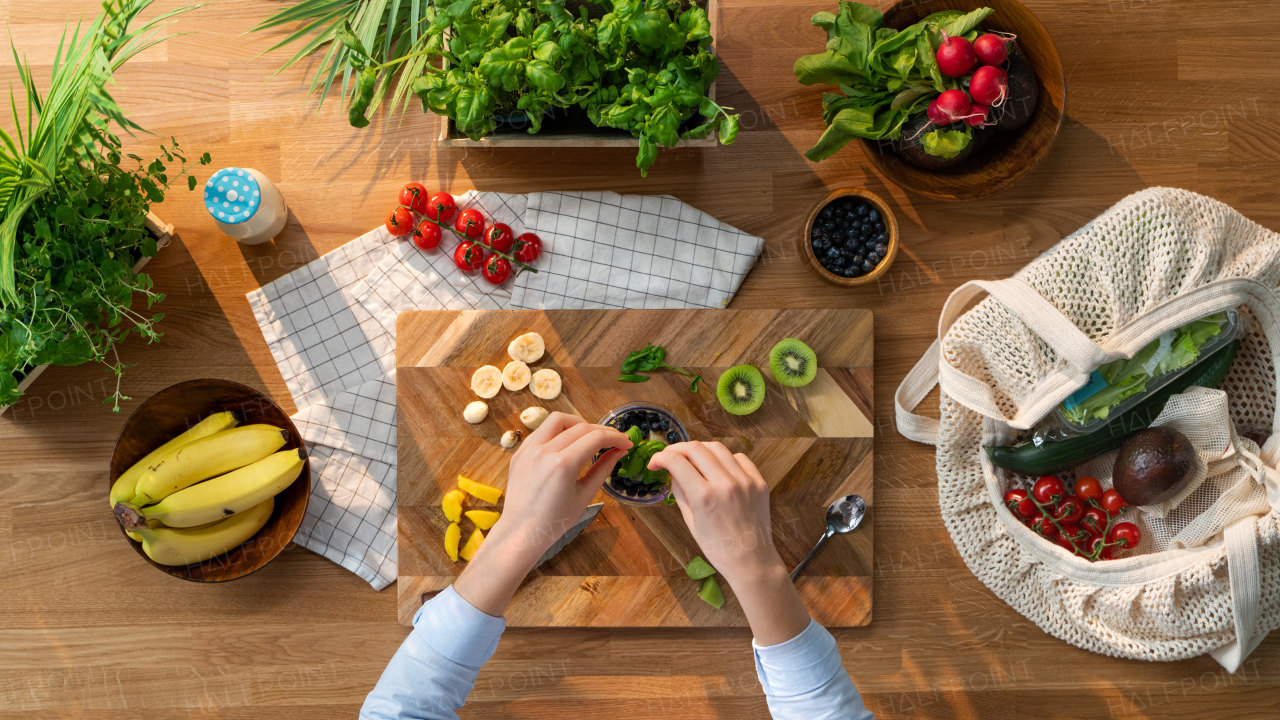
[248,191,764,590]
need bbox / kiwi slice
[769,338,817,387]
[716,365,766,415]
[698,576,725,609]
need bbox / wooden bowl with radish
[859,0,1065,201]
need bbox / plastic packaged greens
[1057,310,1240,430]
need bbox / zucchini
[986,339,1240,476]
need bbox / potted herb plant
[251,0,739,176]
[0,0,207,413]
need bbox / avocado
[992,52,1038,131]
[1112,427,1197,506]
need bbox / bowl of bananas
[108,379,310,582]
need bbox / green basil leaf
[718,114,739,145]
[680,119,716,140]
[618,373,651,383]
[526,60,565,92]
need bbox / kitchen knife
[530,503,603,570]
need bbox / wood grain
[396,309,874,627]
[2,0,1280,717]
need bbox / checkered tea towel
[248,191,764,589]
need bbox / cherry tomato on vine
[1107,522,1141,550]
[426,192,457,223]
[1074,476,1103,504]
[1032,476,1066,505]
[1081,507,1108,535]
[1059,523,1090,548]
[399,183,429,215]
[514,232,542,263]
[482,255,511,285]
[453,240,485,272]
[1100,489,1129,516]
[1004,489,1036,520]
[1029,513,1057,542]
[1056,531,1081,553]
[482,223,514,253]
[1089,535,1116,560]
[1052,495,1085,525]
[386,207,414,237]
[455,208,486,239]
[412,220,441,251]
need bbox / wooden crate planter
[436,0,720,148]
[0,211,174,417]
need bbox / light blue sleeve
[753,619,874,720]
[360,586,506,720]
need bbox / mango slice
[464,509,501,530]
[442,489,466,523]
[457,475,503,504]
[459,528,485,562]
[444,522,461,562]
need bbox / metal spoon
[790,494,867,581]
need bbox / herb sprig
[618,343,704,393]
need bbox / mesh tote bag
[895,187,1280,670]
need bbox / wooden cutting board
[395,309,873,627]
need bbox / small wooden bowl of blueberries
[802,188,899,287]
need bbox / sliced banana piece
[520,407,550,430]
[470,365,503,398]
[463,401,489,424]
[502,361,531,391]
[500,430,521,449]
[530,368,562,400]
[508,332,546,364]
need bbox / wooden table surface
[2,0,1278,717]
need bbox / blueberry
[823,247,839,261]
[625,486,638,497]
[636,487,649,497]
[875,222,885,232]
[666,430,681,443]
[868,209,880,222]
[855,203,869,217]
[822,221,835,232]
[862,260,874,272]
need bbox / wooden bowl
[802,187,900,287]
[109,379,309,582]
[858,0,1066,201]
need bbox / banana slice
[530,369,562,400]
[463,401,489,424]
[521,407,550,430]
[508,332,546,364]
[502,361,531,391]
[471,365,503,398]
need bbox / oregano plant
[0,0,206,410]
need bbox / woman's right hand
[648,441,811,646]
[647,441,784,585]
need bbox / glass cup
[596,402,690,507]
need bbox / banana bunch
[111,413,305,567]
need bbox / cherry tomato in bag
[1004,489,1036,520]
[1107,522,1141,550]
[1032,476,1066,505]
[1074,476,1103,504]
[1052,495,1085,525]
[1101,489,1129,516]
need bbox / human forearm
[452,519,546,616]
[722,555,812,647]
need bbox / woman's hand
[648,441,811,646]
[647,441,782,584]
[454,412,631,616]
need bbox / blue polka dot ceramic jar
[204,168,288,244]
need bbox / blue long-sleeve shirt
[361,586,873,720]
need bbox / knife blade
[531,503,603,570]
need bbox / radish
[969,65,1008,105]
[935,32,977,78]
[926,98,950,125]
[973,33,1009,66]
[934,89,972,123]
[965,102,990,127]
